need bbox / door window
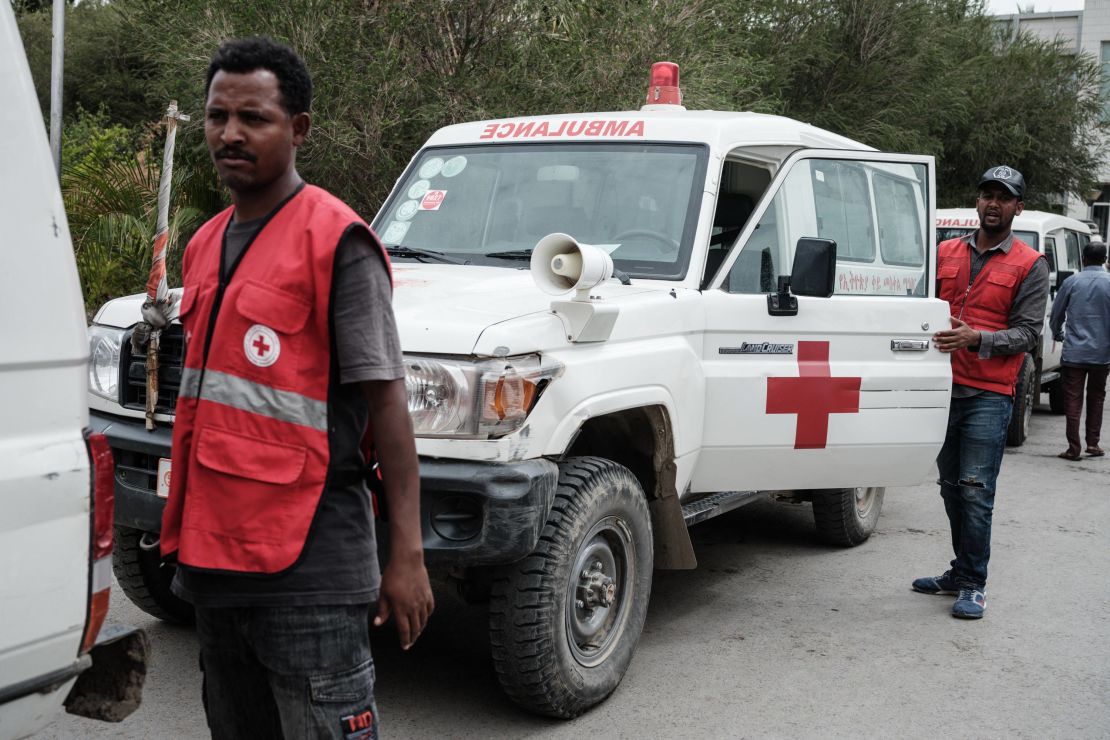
[1044,236,1057,273]
[726,158,928,296]
[1065,230,1082,270]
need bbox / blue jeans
[936,392,1013,590]
[196,604,378,740]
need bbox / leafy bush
[62,107,209,316]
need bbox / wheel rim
[854,487,881,518]
[565,515,634,668]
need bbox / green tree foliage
[120,0,775,216]
[118,0,1109,215]
[17,0,1109,310]
[16,0,156,128]
[733,0,1105,208]
[59,106,211,315]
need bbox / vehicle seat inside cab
[703,192,753,289]
[519,179,590,243]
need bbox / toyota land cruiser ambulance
[87,62,952,718]
[936,208,1092,444]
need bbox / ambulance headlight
[87,325,124,401]
[404,354,563,438]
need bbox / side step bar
[1040,370,1060,385]
[681,490,764,526]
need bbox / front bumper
[89,411,559,566]
[89,411,172,533]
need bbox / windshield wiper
[385,245,463,264]
[485,249,533,261]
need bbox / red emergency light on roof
[645,61,682,106]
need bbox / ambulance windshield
[373,143,708,279]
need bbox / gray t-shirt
[173,212,403,607]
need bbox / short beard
[980,221,1008,237]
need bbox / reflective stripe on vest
[179,366,328,433]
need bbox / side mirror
[791,237,837,298]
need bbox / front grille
[121,324,185,415]
[115,449,160,494]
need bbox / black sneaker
[911,570,959,595]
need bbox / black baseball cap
[978,165,1025,200]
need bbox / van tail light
[82,433,115,655]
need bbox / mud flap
[64,624,149,722]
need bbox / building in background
[994,1,1110,239]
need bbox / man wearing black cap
[912,165,1048,619]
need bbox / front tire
[113,526,194,624]
[811,487,885,547]
[1006,353,1037,447]
[489,457,653,718]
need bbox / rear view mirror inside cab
[791,238,837,298]
[537,165,580,182]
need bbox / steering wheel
[611,228,679,256]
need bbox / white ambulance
[0,4,145,736]
[935,208,1092,443]
[88,63,952,718]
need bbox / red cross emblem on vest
[766,341,861,449]
[243,324,280,368]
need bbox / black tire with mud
[113,526,194,624]
[1006,354,1037,447]
[811,486,885,547]
[488,457,653,719]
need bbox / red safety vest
[936,235,1042,396]
[161,185,387,574]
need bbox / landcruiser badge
[244,324,280,367]
[719,342,794,355]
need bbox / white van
[935,208,1092,444]
[0,4,145,737]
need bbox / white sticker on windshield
[418,158,444,179]
[407,179,431,199]
[396,200,419,221]
[815,169,825,183]
[382,221,410,244]
[442,156,468,178]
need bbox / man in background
[1050,240,1110,460]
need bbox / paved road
[37,397,1110,739]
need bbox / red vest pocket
[179,284,199,317]
[937,264,960,279]
[196,426,306,484]
[985,271,1018,288]
[235,280,312,334]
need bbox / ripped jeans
[936,391,1013,590]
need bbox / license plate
[157,458,172,498]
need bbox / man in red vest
[161,37,433,737]
[912,166,1048,619]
